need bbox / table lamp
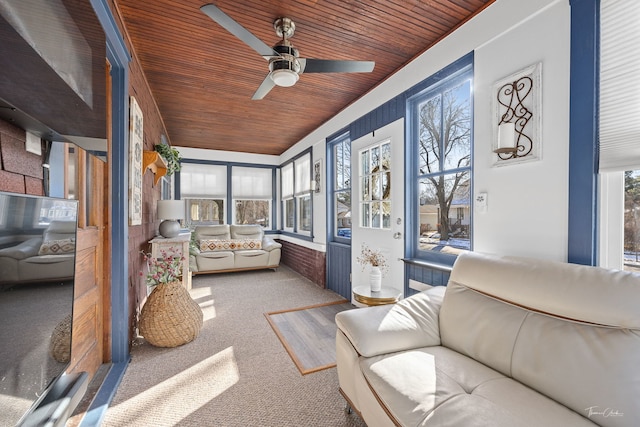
[157,200,185,238]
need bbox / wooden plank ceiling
[115,0,493,155]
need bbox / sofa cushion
[230,224,263,240]
[199,239,262,252]
[38,238,76,255]
[360,346,597,427]
[24,254,75,264]
[195,224,230,241]
[198,251,234,259]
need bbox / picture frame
[313,159,322,193]
[129,96,143,225]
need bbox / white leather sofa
[336,251,640,427]
[190,224,281,274]
[0,220,76,285]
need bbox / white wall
[473,0,570,260]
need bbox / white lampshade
[157,200,184,220]
[271,69,299,87]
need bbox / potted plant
[138,248,203,347]
[154,143,182,176]
[356,244,389,292]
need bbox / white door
[351,119,405,299]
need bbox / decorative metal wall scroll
[492,63,541,166]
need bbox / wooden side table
[352,285,402,306]
[149,232,191,290]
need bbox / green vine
[154,144,182,176]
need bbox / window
[409,63,473,260]
[359,141,391,229]
[232,166,272,228]
[331,135,351,240]
[624,171,640,272]
[282,162,294,231]
[281,151,312,235]
[180,163,227,227]
[599,0,640,271]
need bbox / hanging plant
[154,143,182,176]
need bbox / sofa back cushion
[230,224,263,240]
[43,220,76,242]
[440,252,640,426]
[195,225,230,241]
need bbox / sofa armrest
[336,286,445,357]
[0,237,42,260]
[262,236,282,252]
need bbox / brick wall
[0,120,43,195]
[280,240,326,288]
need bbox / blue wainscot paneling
[404,260,452,297]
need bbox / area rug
[265,300,354,375]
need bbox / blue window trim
[568,0,599,265]
[327,130,351,245]
[405,53,475,267]
[279,147,314,240]
[176,159,278,232]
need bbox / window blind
[180,163,227,198]
[232,166,272,199]
[281,163,294,198]
[295,153,311,194]
[600,0,640,172]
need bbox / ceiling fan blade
[252,74,276,100]
[300,58,375,74]
[200,4,277,58]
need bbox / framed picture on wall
[314,159,322,193]
[129,96,143,225]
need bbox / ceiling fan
[200,3,376,100]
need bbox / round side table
[352,285,402,306]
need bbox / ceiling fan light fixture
[270,69,299,87]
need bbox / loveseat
[0,220,76,285]
[190,224,282,275]
[336,251,640,427]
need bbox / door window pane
[359,141,391,230]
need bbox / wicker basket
[139,281,203,348]
[49,314,72,363]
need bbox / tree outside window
[414,75,472,254]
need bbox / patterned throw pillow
[38,238,76,255]
[199,239,262,252]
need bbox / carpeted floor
[101,266,366,427]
